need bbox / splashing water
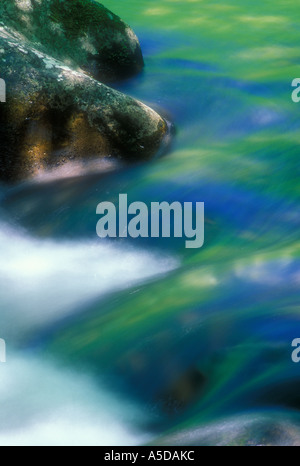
[0,220,177,338]
[0,354,151,446]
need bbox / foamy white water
[0,354,150,446]
[0,222,178,338]
[0,203,177,446]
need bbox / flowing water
[0,0,300,445]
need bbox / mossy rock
[0,0,144,82]
[0,26,168,182]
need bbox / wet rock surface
[0,0,144,82]
[0,18,168,182]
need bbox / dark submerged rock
[152,412,300,446]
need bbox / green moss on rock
[0,0,144,82]
[0,26,168,182]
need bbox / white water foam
[0,222,178,338]
[0,354,150,446]
[0,220,175,445]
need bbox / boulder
[0,0,144,82]
[0,25,168,182]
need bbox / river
[0,0,299,446]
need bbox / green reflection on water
[20,0,300,443]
